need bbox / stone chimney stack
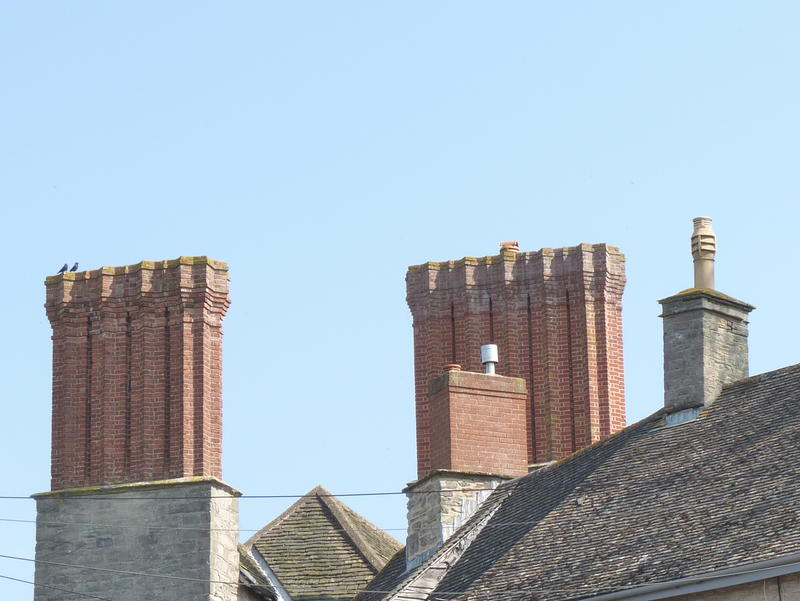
[659,219,755,411]
[35,257,240,601]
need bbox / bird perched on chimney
[57,263,68,274]
[69,262,79,272]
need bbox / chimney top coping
[403,469,513,492]
[32,476,241,499]
[406,243,624,273]
[428,369,528,395]
[658,287,755,311]
[45,256,228,285]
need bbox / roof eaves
[247,545,295,601]
[239,544,279,601]
[582,552,800,601]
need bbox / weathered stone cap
[658,287,755,311]
[403,469,513,493]
[32,476,241,499]
[407,242,624,272]
[45,256,228,285]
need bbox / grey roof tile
[365,363,800,601]
[245,485,402,601]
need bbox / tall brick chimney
[407,242,626,477]
[35,257,240,601]
[660,219,754,410]
[44,256,230,489]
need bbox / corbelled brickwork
[407,243,626,476]
[428,369,528,478]
[45,257,230,489]
[33,478,240,601]
[660,288,754,410]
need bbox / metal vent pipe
[481,344,499,374]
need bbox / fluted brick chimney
[407,242,626,476]
[659,218,755,410]
[44,256,230,489]
[35,257,240,601]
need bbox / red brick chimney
[44,256,230,490]
[428,364,528,478]
[407,243,626,477]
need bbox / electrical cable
[0,553,241,587]
[0,487,500,500]
[2,515,662,533]
[0,572,116,601]
[0,516,404,533]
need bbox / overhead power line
[0,553,243,588]
[0,487,500,501]
[0,515,635,534]
[0,572,115,601]
[0,517,408,533]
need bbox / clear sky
[1,2,799,598]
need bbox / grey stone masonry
[404,470,508,570]
[660,289,754,410]
[33,477,240,601]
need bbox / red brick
[45,257,230,490]
[407,244,626,477]
[428,370,528,478]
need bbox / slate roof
[245,485,402,601]
[360,363,800,601]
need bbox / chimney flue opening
[481,344,499,374]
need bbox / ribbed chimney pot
[691,217,716,289]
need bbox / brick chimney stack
[44,256,230,489]
[404,360,528,570]
[428,366,528,478]
[660,218,754,410]
[35,257,239,601]
[406,242,626,477]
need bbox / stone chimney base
[404,471,509,570]
[33,478,240,601]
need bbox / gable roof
[244,485,402,601]
[362,363,800,601]
[239,544,279,601]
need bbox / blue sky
[1,2,799,598]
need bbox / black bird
[57,263,68,274]
[69,262,79,272]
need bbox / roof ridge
[243,484,328,549]
[319,491,400,572]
